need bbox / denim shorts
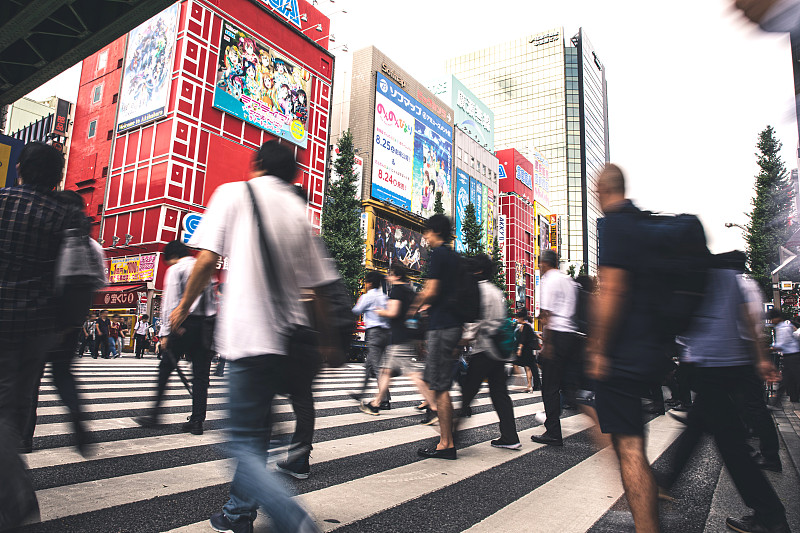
[423,327,462,392]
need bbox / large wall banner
[515,262,526,309]
[487,188,495,252]
[213,20,313,148]
[372,72,453,217]
[373,217,430,272]
[117,3,180,132]
[455,169,470,253]
[109,254,157,283]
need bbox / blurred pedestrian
[409,214,463,460]
[769,309,800,405]
[587,164,662,533]
[96,309,111,359]
[513,310,540,392]
[531,248,580,447]
[350,271,391,406]
[109,314,122,358]
[171,140,333,533]
[0,142,79,529]
[77,313,96,357]
[456,255,521,449]
[134,241,217,435]
[657,253,789,533]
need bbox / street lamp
[315,33,334,43]
[330,43,348,52]
[301,23,323,34]
[725,222,746,230]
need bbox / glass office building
[446,28,609,274]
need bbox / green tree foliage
[462,202,484,257]
[433,191,445,215]
[321,130,364,302]
[490,239,506,291]
[746,126,793,294]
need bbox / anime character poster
[539,215,550,252]
[213,20,312,148]
[412,121,452,218]
[515,262,526,308]
[454,169,470,253]
[117,3,180,132]
[481,183,488,251]
[373,217,430,272]
[487,188,495,252]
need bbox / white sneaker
[534,411,547,425]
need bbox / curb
[772,397,800,477]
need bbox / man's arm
[352,293,371,315]
[408,279,439,317]
[377,299,401,319]
[587,266,629,380]
[741,303,779,381]
[538,310,551,358]
[170,250,219,331]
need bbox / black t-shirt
[97,318,110,337]
[388,283,416,345]
[516,323,535,356]
[598,200,663,380]
[427,244,460,330]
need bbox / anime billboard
[373,217,430,273]
[455,169,470,253]
[213,20,312,148]
[117,3,180,133]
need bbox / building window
[88,120,97,138]
[112,93,118,104]
[92,85,102,104]
[106,130,113,140]
[96,50,108,71]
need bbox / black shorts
[595,377,652,436]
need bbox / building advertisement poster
[117,3,180,132]
[427,75,494,151]
[472,179,483,242]
[487,188,495,252]
[534,269,541,317]
[455,169,470,253]
[539,215,550,252]
[481,183,488,251]
[213,20,313,148]
[372,72,453,217]
[109,254,157,283]
[372,216,430,272]
[515,262,526,309]
[532,150,550,209]
[549,213,558,253]
[498,213,506,263]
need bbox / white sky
[28,0,798,254]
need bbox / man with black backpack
[408,214,464,460]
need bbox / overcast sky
[28,0,798,254]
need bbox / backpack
[54,222,106,329]
[490,318,519,360]
[639,212,710,341]
[448,255,481,323]
[573,275,595,336]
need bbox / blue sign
[515,165,532,189]
[181,212,203,244]
[255,0,301,28]
[455,169,470,253]
[473,179,483,238]
[376,72,452,143]
[498,164,507,180]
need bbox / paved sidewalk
[773,397,800,477]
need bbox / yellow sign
[0,143,11,188]
[109,254,157,283]
[780,281,793,291]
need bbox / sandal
[415,401,428,411]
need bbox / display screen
[117,3,180,132]
[373,216,430,272]
[371,72,452,217]
[213,19,312,148]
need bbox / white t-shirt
[189,176,338,360]
[540,268,578,333]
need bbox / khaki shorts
[381,343,422,375]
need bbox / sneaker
[181,419,203,435]
[276,460,310,480]
[379,401,391,410]
[421,408,439,426]
[533,411,547,425]
[725,515,790,533]
[210,511,253,533]
[359,401,380,415]
[491,438,522,450]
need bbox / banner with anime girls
[213,20,312,148]
[372,216,430,273]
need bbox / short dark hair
[424,214,452,242]
[163,240,191,261]
[388,262,409,282]
[473,254,495,281]
[767,309,782,321]
[255,140,297,183]
[58,190,85,210]
[141,314,149,320]
[18,142,65,190]
[515,309,529,320]
[365,271,384,288]
[540,249,558,268]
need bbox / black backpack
[448,255,481,323]
[573,275,595,336]
[639,212,710,341]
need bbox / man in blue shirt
[769,309,800,405]
[409,214,462,460]
[351,271,391,405]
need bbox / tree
[746,126,793,294]
[490,239,506,292]
[566,264,576,279]
[462,202,484,256]
[433,191,445,215]
[321,130,364,302]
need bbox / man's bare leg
[435,390,454,449]
[370,370,392,408]
[612,434,659,533]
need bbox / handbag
[246,182,353,369]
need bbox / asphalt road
[16,357,800,532]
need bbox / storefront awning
[93,284,146,308]
[96,284,145,294]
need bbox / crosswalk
[19,357,727,532]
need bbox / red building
[497,148,537,319]
[65,0,334,329]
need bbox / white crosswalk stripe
[21,357,693,533]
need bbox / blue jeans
[221,355,319,533]
[108,337,118,357]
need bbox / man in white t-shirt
[531,249,580,447]
[171,141,334,533]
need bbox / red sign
[52,99,71,136]
[93,290,138,308]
